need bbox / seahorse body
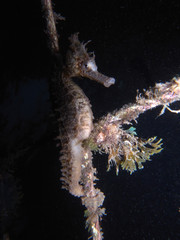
[58,78,93,196]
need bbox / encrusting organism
[41,1,180,239]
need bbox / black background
[1,0,180,239]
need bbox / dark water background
[1,0,180,239]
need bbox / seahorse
[54,33,115,197]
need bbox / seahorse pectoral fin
[83,70,115,87]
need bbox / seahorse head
[65,33,115,87]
